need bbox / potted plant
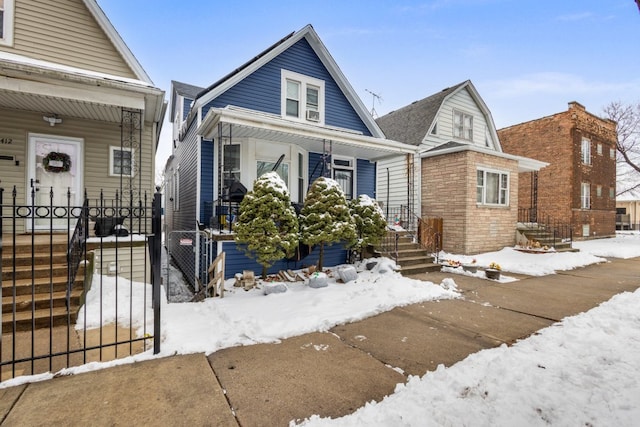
[485,262,501,280]
[462,258,478,273]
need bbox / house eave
[420,143,548,172]
[198,107,416,160]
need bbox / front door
[27,134,83,231]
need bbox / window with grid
[581,138,591,165]
[581,182,591,209]
[477,169,508,205]
[110,146,134,177]
[453,110,473,141]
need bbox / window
[453,110,473,141]
[332,156,354,200]
[281,70,324,123]
[610,148,616,159]
[109,146,134,177]
[298,152,305,202]
[173,167,180,210]
[610,187,615,198]
[477,169,509,206]
[596,185,602,197]
[257,160,289,186]
[581,182,590,209]
[597,143,603,156]
[581,138,591,165]
[223,144,241,188]
[0,0,14,46]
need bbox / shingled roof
[376,81,468,146]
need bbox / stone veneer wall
[421,150,519,254]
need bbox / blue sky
[97,0,639,172]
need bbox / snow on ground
[3,233,640,426]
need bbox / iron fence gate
[0,186,162,383]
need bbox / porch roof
[421,141,548,172]
[197,106,417,161]
[0,51,165,125]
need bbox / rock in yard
[366,261,378,271]
[263,282,288,295]
[308,272,328,288]
[337,265,358,283]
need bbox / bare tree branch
[603,101,640,196]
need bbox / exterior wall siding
[356,159,376,199]
[203,38,371,135]
[499,102,617,238]
[422,150,519,254]
[376,154,419,216]
[165,122,200,286]
[218,241,348,279]
[422,89,495,150]
[3,0,136,78]
[0,107,155,233]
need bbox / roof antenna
[365,89,382,118]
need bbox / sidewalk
[2,257,639,426]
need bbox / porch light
[43,114,62,126]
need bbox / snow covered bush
[234,172,299,278]
[350,194,387,252]
[300,176,356,270]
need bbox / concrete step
[1,305,79,332]
[397,263,442,276]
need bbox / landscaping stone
[366,261,378,271]
[338,265,358,283]
[263,282,288,295]
[308,272,328,288]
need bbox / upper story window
[597,143,603,156]
[453,110,473,141]
[610,148,616,159]
[581,182,590,209]
[477,168,509,206]
[0,0,15,47]
[581,138,591,165]
[281,70,324,124]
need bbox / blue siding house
[165,25,415,284]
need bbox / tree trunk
[318,242,325,271]
[261,265,268,279]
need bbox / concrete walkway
[1,257,639,426]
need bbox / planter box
[485,269,501,280]
[462,265,478,273]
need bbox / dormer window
[282,70,324,124]
[453,110,473,141]
[0,0,15,47]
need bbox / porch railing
[518,207,573,248]
[381,205,442,263]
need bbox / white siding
[422,88,498,150]
[376,153,420,217]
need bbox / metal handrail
[518,208,573,248]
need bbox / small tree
[300,176,356,270]
[234,172,299,278]
[350,195,387,254]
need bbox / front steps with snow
[379,231,441,276]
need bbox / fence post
[151,188,162,354]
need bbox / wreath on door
[43,152,72,173]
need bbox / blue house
[165,25,415,284]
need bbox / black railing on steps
[518,208,573,248]
[381,205,442,263]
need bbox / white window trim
[597,143,603,156]
[452,109,474,142]
[109,146,135,177]
[476,167,509,206]
[581,138,591,165]
[281,70,325,125]
[0,0,15,47]
[332,155,356,200]
[610,148,616,159]
[581,182,591,209]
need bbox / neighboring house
[499,102,617,239]
[0,0,166,234]
[376,80,547,254]
[616,188,640,230]
[165,25,415,282]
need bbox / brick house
[498,102,617,239]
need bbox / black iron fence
[518,207,573,248]
[0,186,162,383]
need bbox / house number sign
[1,138,13,144]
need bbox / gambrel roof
[376,82,466,146]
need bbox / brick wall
[422,150,519,254]
[499,102,617,238]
